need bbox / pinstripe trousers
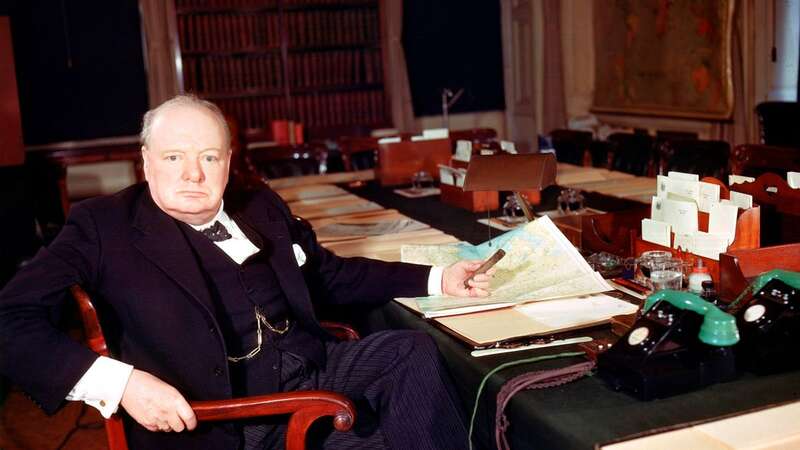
[244,330,468,449]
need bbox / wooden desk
[334,182,800,450]
[26,136,143,214]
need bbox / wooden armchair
[70,285,357,450]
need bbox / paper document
[641,219,672,247]
[691,232,729,260]
[708,202,738,244]
[697,182,721,213]
[398,216,612,318]
[661,198,698,234]
[729,191,753,210]
[438,165,467,187]
[729,175,755,185]
[788,172,800,189]
[668,171,700,181]
[316,219,428,238]
[453,140,472,162]
[434,294,637,346]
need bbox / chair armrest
[191,391,356,450]
[320,321,361,341]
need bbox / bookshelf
[170,0,389,138]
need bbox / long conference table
[272,173,800,450]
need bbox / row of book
[287,48,383,88]
[177,8,379,53]
[283,9,379,47]
[183,48,382,94]
[184,54,282,93]
[176,0,375,11]
[178,13,281,52]
[213,89,387,130]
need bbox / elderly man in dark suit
[0,95,494,449]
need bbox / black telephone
[728,269,800,374]
[597,290,739,400]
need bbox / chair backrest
[657,138,731,180]
[607,132,655,176]
[247,143,329,180]
[336,136,380,171]
[755,101,800,148]
[549,129,593,165]
[655,130,698,142]
[730,144,800,178]
[70,285,129,450]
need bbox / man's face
[142,105,231,225]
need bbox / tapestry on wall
[592,0,734,120]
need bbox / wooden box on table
[719,243,800,303]
[634,205,761,285]
[375,138,451,186]
[439,183,499,212]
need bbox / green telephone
[728,269,800,373]
[598,290,739,400]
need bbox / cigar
[464,249,505,289]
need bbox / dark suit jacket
[0,183,431,449]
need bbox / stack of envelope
[642,171,754,260]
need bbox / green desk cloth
[341,182,800,449]
[365,302,800,450]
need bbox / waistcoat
[182,222,321,396]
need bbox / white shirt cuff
[427,266,445,296]
[66,356,134,418]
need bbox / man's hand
[442,260,495,297]
[120,369,197,433]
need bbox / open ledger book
[396,216,638,348]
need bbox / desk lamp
[462,153,558,222]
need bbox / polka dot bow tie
[200,221,232,242]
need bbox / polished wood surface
[376,138,452,186]
[730,172,800,215]
[70,285,357,450]
[439,184,499,212]
[730,172,800,245]
[719,243,800,302]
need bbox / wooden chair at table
[70,285,358,450]
[549,129,593,166]
[656,138,731,180]
[729,144,800,179]
[606,132,656,176]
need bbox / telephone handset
[598,290,739,400]
[728,269,800,374]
